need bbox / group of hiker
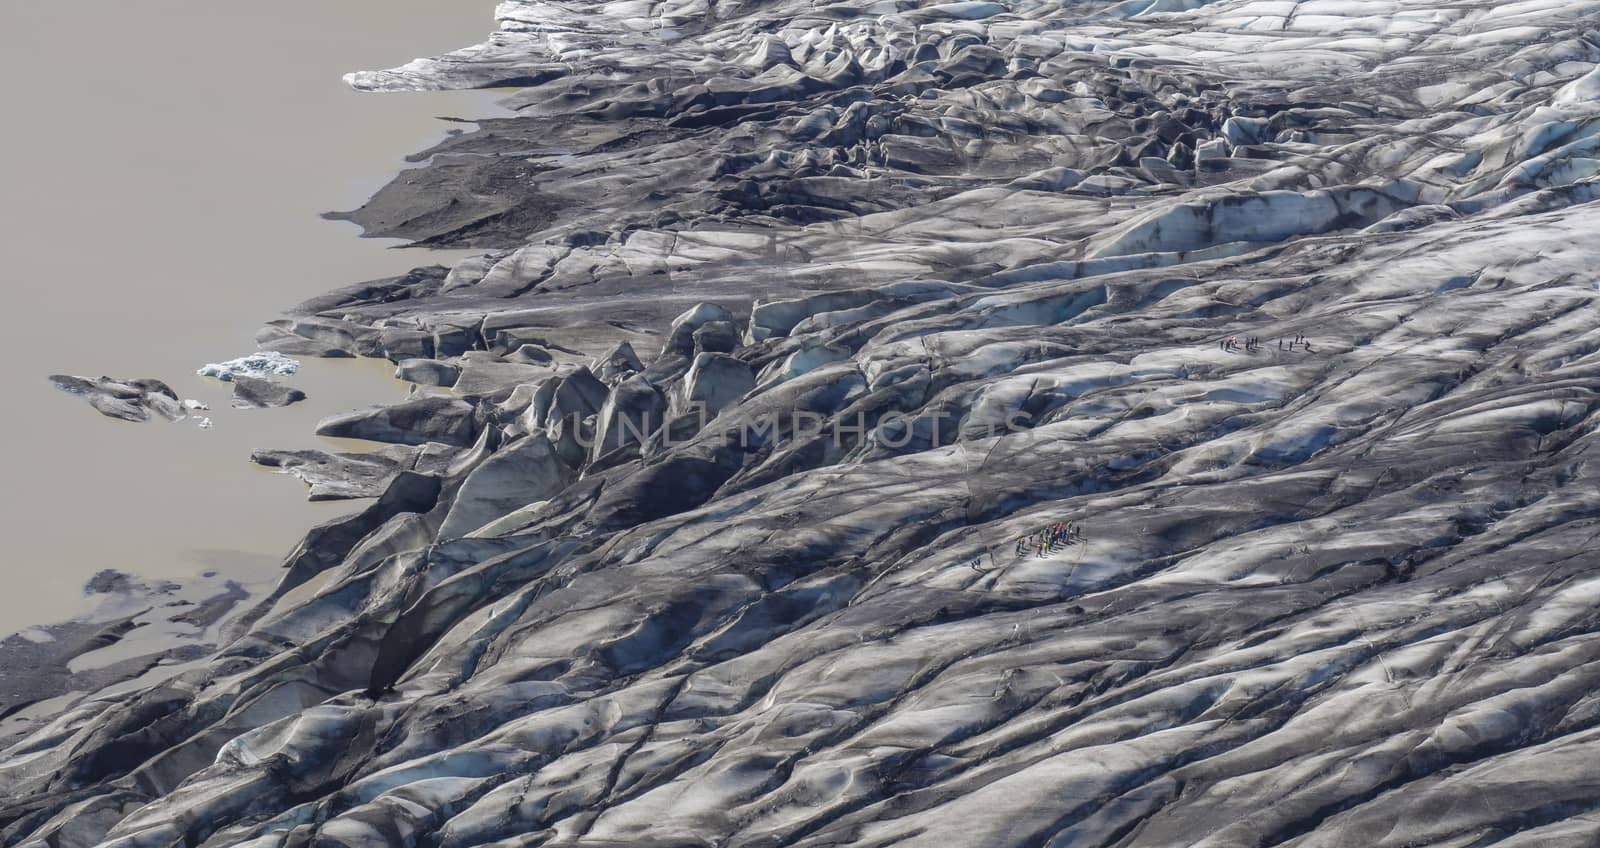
[1013,520,1084,558]
[1220,335,1314,353]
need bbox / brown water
[0,2,502,631]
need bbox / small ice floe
[183,399,210,413]
[197,351,300,382]
[48,375,186,423]
[230,376,307,409]
[196,417,213,429]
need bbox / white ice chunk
[197,351,300,382]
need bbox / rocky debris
[0,569,258,753]
[195,350,299,381]
[314,393,478,446]
[82,570,178,596]
[19,1,1600,846]
[228,375,306,409]
[251,443,459,501]
[46,375,187,423]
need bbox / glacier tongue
[11,0,1600,846]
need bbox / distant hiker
[1303,340,1314,353]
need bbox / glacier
[9,0,1600,846]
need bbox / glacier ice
[13,0,1600,846]
[196,351,300,382]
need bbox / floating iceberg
[196,351,300,382]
